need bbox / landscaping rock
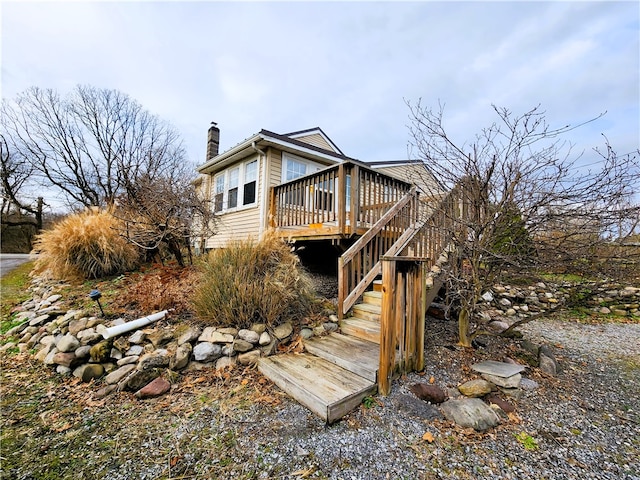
[29,314,50,327]
[56,365,71,375]
[126,369,161,391]
[216,356,236,370]
[539,345,558,375]
[238,350,261,366]
[273,322,293,340]
[238,329,260,344]
[74,345,91,359]
[218,327,239,336]
[258,332,271,347]
[177,326,201,345]
[323,322,338,333]
[481,372,522,389]
[300,328,314,339]
[117,355,140,366]
[90,341,112,363]
[147,329,174,348]
[68,318,88,335]
[105,364,136,384]
[488,321,509,332]
[440,398,500,431]
[250,323,267,335]
[44,348,59,365]
[135,377,170,399]
[94,384,117,399]
[170,343,192,370]
[520,378,540,390]
[199,327,233,344]
[137,350,170,371]
[233,339,253,353]
[53,352,79,368]
[129,330,146,344]
[458,379,494,397]
[73,363,104,382]
[193,342,222,362]
[409,383,447,404]
[126,345,144,356]
[77,328,101,345]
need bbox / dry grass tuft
[192,231,316,329]
[33,209,140,281]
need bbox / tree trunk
[458,307,472,347]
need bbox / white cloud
[1,1,637,167]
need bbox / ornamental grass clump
[33,209,140,280]
[192,231,316,329]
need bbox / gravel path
[102,316,640,480]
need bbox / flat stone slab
[471,360,525,378]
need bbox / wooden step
[304,332,379,382]
[362,290,382,307]
[373,279,382,292]
[258,353,376,423]
[340,316,380,344]
[352,302,381,321]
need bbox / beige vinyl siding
[292,133,337,153]
[205,154,266,249]
[205,206,261,249]
[373,164,442,195]
[267,148,283,187]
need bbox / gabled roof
[282,127,345,155]
[197,127,355,174]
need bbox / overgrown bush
[192,232,316,329]
[33,209,140,280]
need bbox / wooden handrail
[338,188,418,317]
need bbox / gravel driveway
[101,315,639,480]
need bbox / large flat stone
[471,360,525,378]
[440,398,500,431]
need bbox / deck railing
[338,189,419,318]
[269,162,412,237]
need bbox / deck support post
[378,256,427,396]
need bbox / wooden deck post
[379,256,427,396]
[379,257,396,396]
[337,163,346,235]
[268,186,277,228]
[349,165,359,234]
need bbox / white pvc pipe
[97,310,168,340]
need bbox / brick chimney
[206,122,220,160]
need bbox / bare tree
[1,85,214,263]
[113,171,216,267]
[0,133,44,230]
[1,85,187,208]
[407,101,640,346]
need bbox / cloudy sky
[2,1,638,169]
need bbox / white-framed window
[212,158,259,213]
[243,160,257,205]
[214,174,225,213]
[228,167,239,209]
[281,153,322,182]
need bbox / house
[195,123,465,422]
[195,124,441,250]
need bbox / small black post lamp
[89,289,105,317]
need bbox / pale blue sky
[2,1,639,168]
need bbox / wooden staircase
[259,185,468,423]
[258,288,383,424]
